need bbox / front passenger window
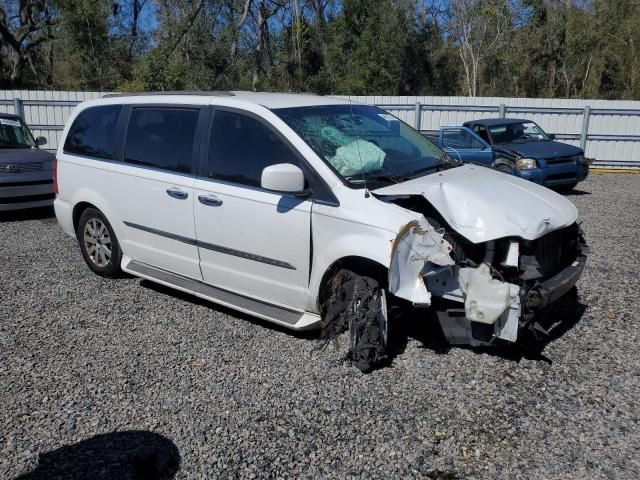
[207,110,299,187]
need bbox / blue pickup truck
[430,118,590,190]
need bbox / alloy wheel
[83,218,112,267]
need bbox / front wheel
[77,208,123,278]
[322,269,388,372]
[495,163,515,175]
[555,182,578,193]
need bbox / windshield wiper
[363,173,410,184]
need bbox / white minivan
[54,92,588,371]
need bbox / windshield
[274,104,455,188]
[488,121,549,144]
[0,117,36,148]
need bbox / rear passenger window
[63,105,122,159]
[124,107,199,174]
[207,110,299,187]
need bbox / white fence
[0,90,105,152]
[341,95,640,168]
[1,90,639,167]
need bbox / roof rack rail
[102,91,235,98]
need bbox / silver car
[0,113,55,211]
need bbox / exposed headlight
[515,158,537,170]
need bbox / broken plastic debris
[389,217,454,304]
[502,240,519,267]
[458,264,513,324]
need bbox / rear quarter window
[63,105,122,159]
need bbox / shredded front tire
[322,269,388,372]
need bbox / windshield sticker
[378,114,398,122]
[0,118,21,127]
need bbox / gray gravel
[1,173,639,479]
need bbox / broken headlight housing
[515,158,537,170]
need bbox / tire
[555,182,578,193]
[77,208,123,278]
[322,269,388,372]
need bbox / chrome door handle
[166,187,188,200]
[198,194,223,207]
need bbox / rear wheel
[322,269,388,372]
[77,208,123,278]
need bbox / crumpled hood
[0,148,54,163]
[496,140,582,160]
[374,164,578,243]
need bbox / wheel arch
[316,255,388,314]
[493,156,515,169]
[72,201,98,233]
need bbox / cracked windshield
[274,104,456,188]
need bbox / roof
[464,118,532,127]
[0,112,20,120]
[231,91,348,109]
[100,91,351,109]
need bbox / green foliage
[0,0,639,99]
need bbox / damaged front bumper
[389,218,589,347]
[525,240,588,311]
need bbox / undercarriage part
[321,269,387,372]
[433,277,521,346]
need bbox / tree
[448,0,511,97]
[0,0,58,87]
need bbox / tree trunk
[252,0,265,90]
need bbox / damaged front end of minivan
[385,200,588,347]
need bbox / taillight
[53,158,58,195]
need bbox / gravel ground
[1,173,639,479]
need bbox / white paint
[54,92,583,341]
[260,163,305,192]
[374,164,578,243]
[388,217,454,304]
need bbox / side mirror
[261,163,307,194]
[35,136,47,146]
[547,133,556,140]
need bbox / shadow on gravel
[140,276,585,371]
[15,430,180,480]
[381,289,587,369]
[564,189,591,196]
[0,206,54,223]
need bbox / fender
[308,215,397,313]
[70,185,128,254]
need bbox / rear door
[193,108,312,309]
[109,104,207,279]
[440,127,493,166]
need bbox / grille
[545,155,578,165]
[0,162,43,174]
[547,173,577,181]
[533,223,579,278]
